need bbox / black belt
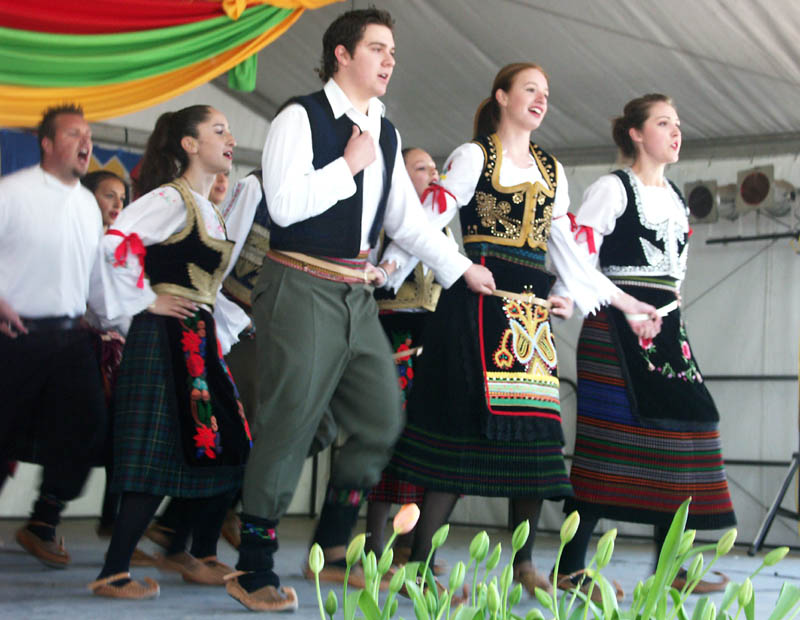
[21,316,83,332]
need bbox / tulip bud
[686,553,703,585]
[534,586,553,611]
[500,564,513,592]
[393,503,421,535]
[525,610,545,620]
[324,590,338,617]
[633,581,643,600]
[509,583,522,608]
[448,561,466,593]
[678,530,696,556]
[715,529,737,557]
[595,528,616,569]
[389,564,406,593]
[431,524,450,550]
[378,547,393,575]
[469,531,490,561]
[763,546,790,567]
[346,533,365,567]
[363,550,377,582]
[486,543,502,571]
[701,601,716,620]
[309,543,324,574]
[560,511,580,545]
[424,587,437,611]
[389,598,399,617]
[487,581,500,613]
[512,519,531,552]
[737,578,753,608]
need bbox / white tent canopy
[221,0,800,165]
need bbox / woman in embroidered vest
[385,63,661,595]
[88,105,252,599]
[559,94,736,594]
[364,147,450,567]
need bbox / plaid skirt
[110,311,245,498]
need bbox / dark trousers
[0,328,107,502]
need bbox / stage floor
[0,516,797,618]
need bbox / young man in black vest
[226,9,495,611]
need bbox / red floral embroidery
[194,424,217,459]
[186,352,205,377]
[395,343,411,362]
[638,336,653,350]
[181,330,202,354]
[681,341,692,359]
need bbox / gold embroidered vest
[145,179,233,307]
[461,133,557,251]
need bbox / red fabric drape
[0,0,234,34]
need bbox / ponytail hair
[136,105,212,196]
[611,93,673,160]
[473,62,548,138]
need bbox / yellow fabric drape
[0,0,340,126]
[221,0,334,19]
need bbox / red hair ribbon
[107,229,146,289]
[420,182,455,214]
[566,212,597,255]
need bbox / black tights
[162,493,235,558]
[559,514,670,575]
[510,497,543,567]
[365,500,414,555]
[409,491,458,563]
[98,490,236,579]
[409,492,543,567]
[99,492,163,579]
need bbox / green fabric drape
[0,5,291,87]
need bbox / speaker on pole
[685,180,719,224]
[736,165,774,215]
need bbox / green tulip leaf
[767,583,800,620]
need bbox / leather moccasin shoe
[16,525,70,568]
[225,572,298,612]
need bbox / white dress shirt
[0,165,103,318]
[219,174,265,281]
[90,185,249,354]
[383,142,620,315]
[261,79,471,287]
